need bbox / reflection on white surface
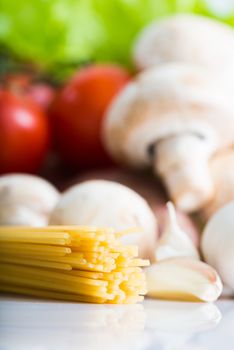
[0,298,145,330]
[0,295,227,350]
[144,300,221,350]
[0,297,147,350]
[145,300,221,331]
[194,301,234,350]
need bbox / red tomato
[0,90,49,174]
[2,73,55,112]
[27,83,55,112]
[50,64,131,169]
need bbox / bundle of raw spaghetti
[0,226,149,304]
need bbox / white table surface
[0,295,233,350]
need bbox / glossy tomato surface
[50,64,131,169]
[3,73,55,112]
[27,83,55,112]
[0,90,49,174]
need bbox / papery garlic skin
[0,174,60,226]
[154,202,199,261]
[202,201,234,291]
[145,258,223,302]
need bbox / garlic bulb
[154,202,199,261]
[202,201,234,291]
[0,174,60,226]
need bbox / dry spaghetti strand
[0,226,148,304]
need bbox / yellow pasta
[0,243,71,256]
[0,226,149,304]
[0,285,108,303]
[0,231,71,245]
[68,270,103,280]
[0,256,72,271]
[0,268,111,299]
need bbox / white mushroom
[133,14,234,83]
[202,201,234,292]
[103,63,234,212]
[0,174,60,226]
[201,148,234,219]
[64,168,200,246]
[49,180,157,260]
[154,202,199,261]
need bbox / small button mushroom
[201,148,234,219]
[133,14,234,82]
[49,180,157,260]
[103,63,234,212]
[63,168,200,246]
[0,174,60,226]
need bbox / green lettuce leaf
[0,0,234,71]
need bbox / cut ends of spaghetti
[0,226,149,304]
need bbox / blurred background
[1,0,234,304]
[1,0,234,72]
[1,0,234,183]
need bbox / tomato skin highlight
[0,90,49,174]
[50,64,131,169]
[2,73,55,112]
[27,83,55,112]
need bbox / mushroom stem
[154,134,214,212]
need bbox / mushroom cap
[50,180,157,259]
[202,148,234,218]
[0,174,60,226]
[103,63,234,167]
[62,168,200,246]
[133,14,234,76]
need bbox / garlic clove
[201,201,234,291]
[145,258,223,302]
[154,202,200,261]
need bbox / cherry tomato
[0,90,49,174]
[27,83,55,112]
[50,64,131,169]
[2,73,55,112]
